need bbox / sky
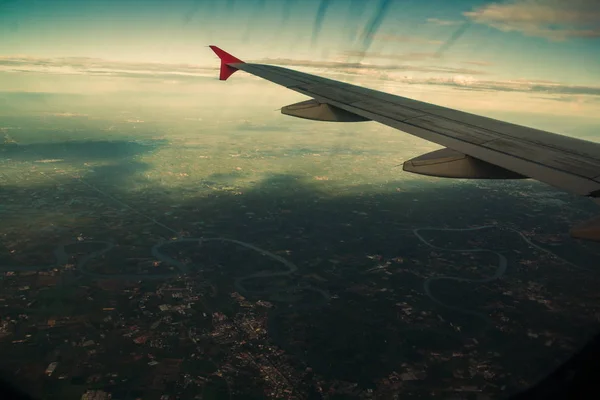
[0,0,599,134]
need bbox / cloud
[256,57,487,75]
[464,0,600,41]
[539,94,600,103]
[43,112,88,118]
[1,55,599,110]
[248,57,600,102]
[341,50,441,61]
[461,60,494,67]
[399,76,600,97]
[0,56,216,81]
[379,78,600,118]
[342,51,493,68]
[426,18,462,26]
[257,59,600,99]
[370,33,444,45]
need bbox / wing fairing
[403,148,527,179]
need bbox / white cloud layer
[1,54,599,119]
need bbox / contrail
[243,0,266,41]
[183,0,213,26]
[312,0,333,46]
[346,0,394,63]
[361,0,394,50]
[347,0,367,42]
[434,20,472,57]
[281,0,295,24]
[280,0,305,51]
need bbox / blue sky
[1,0,599,130]
[1,0,599,82]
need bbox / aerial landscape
[1,0,600,399]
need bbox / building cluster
[1,215,600,399]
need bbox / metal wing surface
[209,45,600,198]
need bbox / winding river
[1,225,588,325]
[415,226,507,327]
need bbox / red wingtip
[209,45,245,81]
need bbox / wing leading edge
[209,46,600,241]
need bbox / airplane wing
[209,46,600,241]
